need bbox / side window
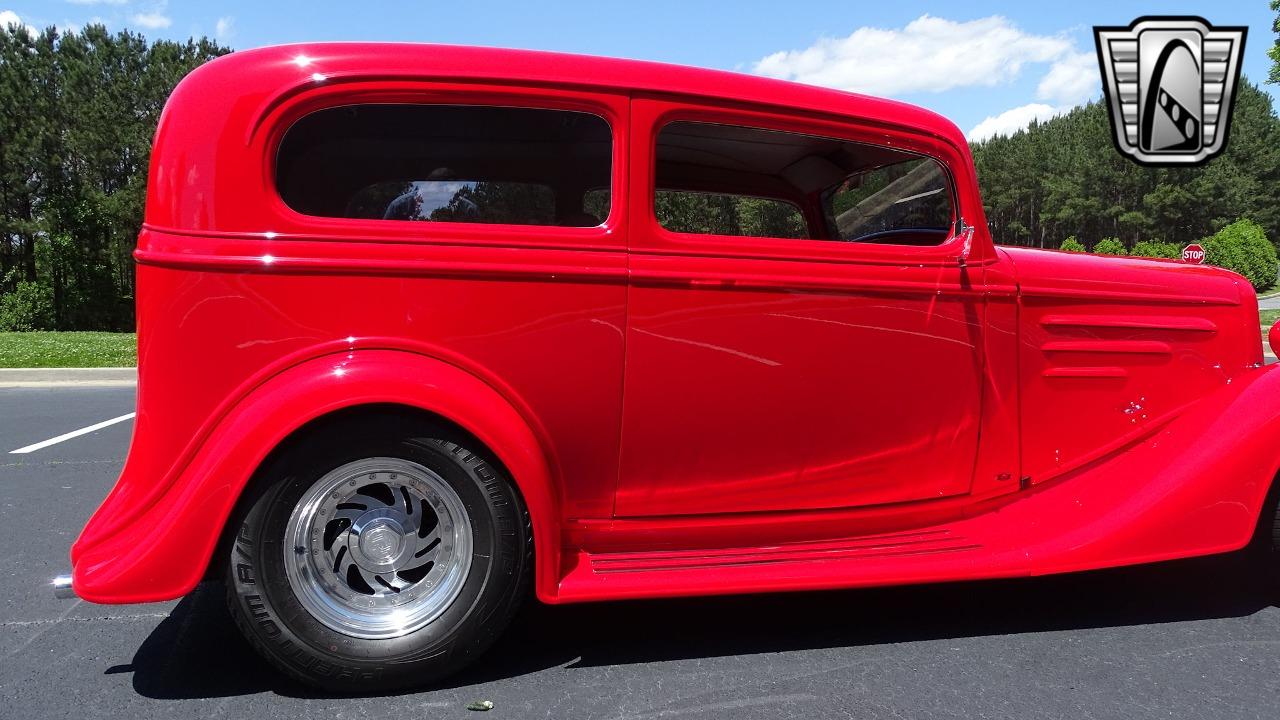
[582,188,611,224]
[656,191,805,239]
[276,105,612,228]
[654,121,954,246]
[824,158,953,245]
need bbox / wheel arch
[208,401,531,579]
[71,349,562,604]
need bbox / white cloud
[1037,51,1098,105]
[215,15,233,40]
[129,2,171,30]
[968,103,1065,141]
[131,11,170,29]
[752,15,1077,97]
[0,9,36,38]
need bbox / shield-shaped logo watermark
[1094,16,1246,166]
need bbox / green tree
[972,80,1280,258]
[0,280,54,330]
[737,196,805,239]
[429,182,557,225]
[1130,240,1181,259]
[1270,0,1280,85]
[0,23,227,330]
[653,191,807,239]
[1203,219,1277,290]
[1093,238,1127,255]
[1059,236,1086,252]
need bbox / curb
[0,367,137,388]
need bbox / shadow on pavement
[118,551,1277,700]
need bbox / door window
[655,190,805,239]
[654,121,954,245]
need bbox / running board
[589,529,980,572]
[555,528,1001,602]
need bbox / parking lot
[4,384,1280,719]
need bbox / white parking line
[9,413,136,454]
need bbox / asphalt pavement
[3,384,1280,719]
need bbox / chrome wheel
[284,457,473,639]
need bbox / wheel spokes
[354,481,399,510]
[411,531,443,561]
[331,504,366,525]
[335,548,388,594]
[311,472,456,597]
[285,457,474,639]
[327,515,442,597]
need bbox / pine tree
[0,24,228,330]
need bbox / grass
[0,331,136,368]
[1261,310,1280,339]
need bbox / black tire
[1254,478,1280,556]
[1250,479,1280,598]
[225,413,532,692]
[1271,509,1280,556]
[1267,486,1280,556]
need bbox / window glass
[582,188,611,225]
[655,121,954,245]
[277,105,612,227]
[825,158,953,244]
[347,181,556,223]
[655,191,805,239]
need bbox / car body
[62,43,1280,686]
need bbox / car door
[615,96,988,517]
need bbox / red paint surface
[71,44,1277,606]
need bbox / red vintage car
[55,43,1280,691]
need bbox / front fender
[70,349,561,604]
[1005,361,1280,573]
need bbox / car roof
[145,43,979,235]
[196,43,966,148]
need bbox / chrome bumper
[52,574,76,599]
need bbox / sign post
[1182,243,1206,264]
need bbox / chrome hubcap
[284,457,473,639]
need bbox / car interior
[655,121,956,245]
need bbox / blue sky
[8,0,1279,138]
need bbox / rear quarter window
[276,104,612,228]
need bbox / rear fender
[70,349,560,604]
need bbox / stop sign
[1182,243,1206,263]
